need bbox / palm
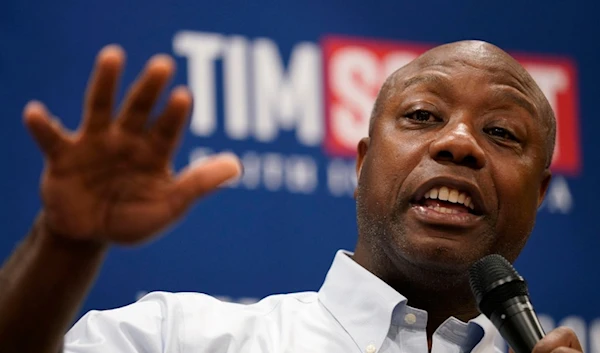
[24,46,241,244]
[41,129,176,243]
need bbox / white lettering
[263,153,284,191]
[330,47,379,150]
[224,36,250,139]
[285,156,318,193]
[327,159,357,197]
[189,149,318,194]
[241,151,262,189]
[252,39,323,145]
[173,31,224,136]
[542,176,573,214]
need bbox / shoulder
[173,291,323,351]
[70,290,319,325]
[65,291,321,352]
[65,292,324,344]
[171,290,319,320]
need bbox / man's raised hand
[23,45,241,244]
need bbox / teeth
[423,186,475,210]
[448,189,458,203]
[465,196,473,210]
[430,188,438,199]
[438,187,449,201]
[428,204,460,214]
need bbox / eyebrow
[400,73,538,116]
[402,73,449,91]
[490,87,538,117]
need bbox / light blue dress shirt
[65,250,504,352]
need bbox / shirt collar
[318,250,497,352]
[470,314,500,352]
[318,250,407,351]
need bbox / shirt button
[404,313,417,325]
[365,344,376,353]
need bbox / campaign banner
[1,0,597,351]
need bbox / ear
[354,137,370,199]
[537,169,552,208]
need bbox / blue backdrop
[1,0,599,351]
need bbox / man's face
[355,43,552,275]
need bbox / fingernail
[149,54,175,69]
[100,44,125,58]
[217,152,243,178]
[24,100,44,115]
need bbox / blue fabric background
[1,0,598,350]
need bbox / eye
[484,127,518,142]
[404,110,437,122]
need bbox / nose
[429,122,486,169]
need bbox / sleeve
[63,292,184,353]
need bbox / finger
[82,45,125,133]
[170,153,242,212]
[116,54,174,133]
[23,101,68,157]
[148,86,192,157]
[532,327,583,353]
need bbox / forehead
[388,48,540,114]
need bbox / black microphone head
[469,254,529,317]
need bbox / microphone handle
[489,297,545,353]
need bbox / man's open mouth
[413,186,482,216]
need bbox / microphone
[468,254,545,353]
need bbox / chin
[381,243,476,291]
[393,234,487,275]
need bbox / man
[0,40,584,353]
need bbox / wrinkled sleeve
[64,292,183,353]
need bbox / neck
[352,245,481,341]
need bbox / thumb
[170,153,242,211]
[532,327,583,353]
